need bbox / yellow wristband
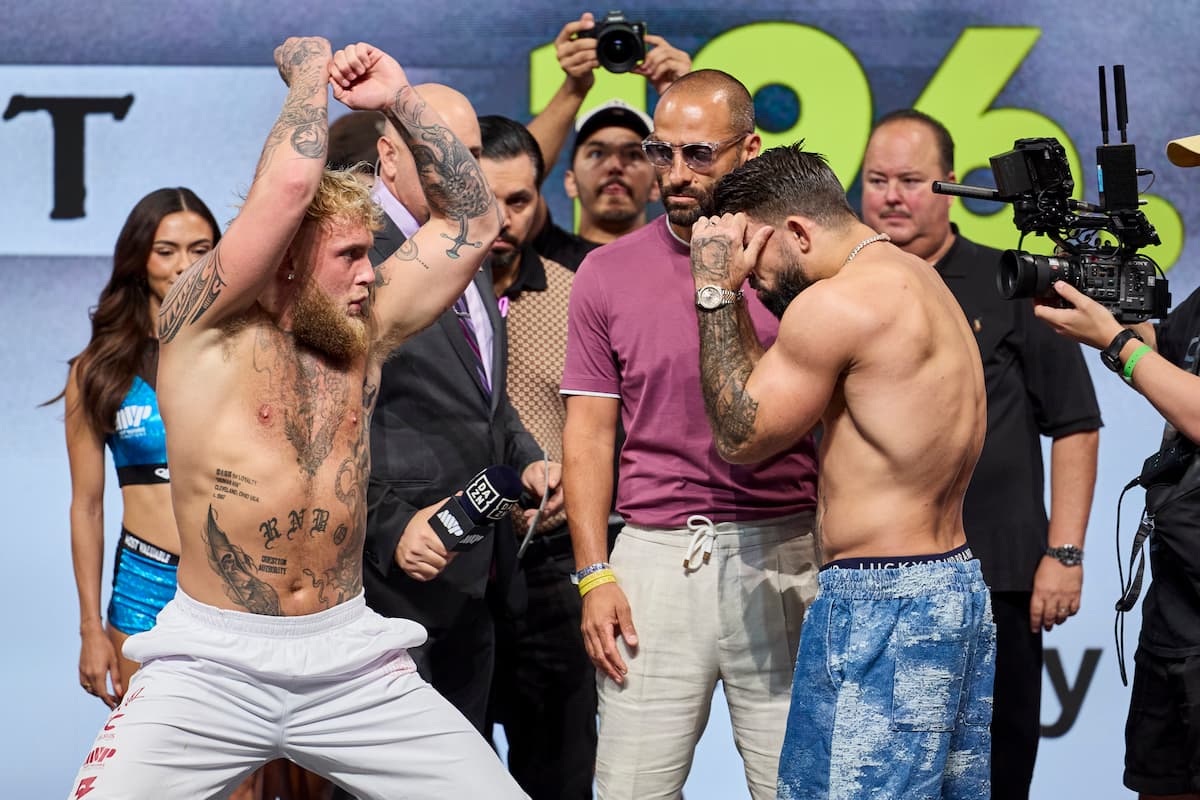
[1122,344,1152,384]
[577,569,614,595]
[578,571,617,598]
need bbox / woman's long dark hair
[47,188,221,435]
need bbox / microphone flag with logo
[427,465,523,551]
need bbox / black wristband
[1100,329,1144,373]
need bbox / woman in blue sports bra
[53,188,220,709]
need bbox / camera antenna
[1098,66,1110,145]
[1114,64,1129,144]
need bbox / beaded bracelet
[571,561,612,585]
[578,570,617,598]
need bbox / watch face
[697,285,723,309]
[1050,545,1083,566]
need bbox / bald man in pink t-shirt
[561,69,819,800]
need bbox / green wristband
[1122,344,1152,384]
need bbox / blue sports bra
[106,375,169,487]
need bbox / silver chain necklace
[843,232,891,264]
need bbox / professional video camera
[933,66,1170,322]
[579,10,646,73]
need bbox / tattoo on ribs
[213,468,260,503]
[203,505,282,615]
[159,248,227,343]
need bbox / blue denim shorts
[107,528,179,635]
[778,558,995,800]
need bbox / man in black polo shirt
[861,109,1102,800]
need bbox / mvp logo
[436,509,463,538]
[84,746,117,766]
[114,404,152,432]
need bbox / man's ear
[376,135,396,178]
[564,169,579,201]
[743,132,763,162]
[785,215,813,253]
[649,180,661,203]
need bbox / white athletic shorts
[67,589,528,799]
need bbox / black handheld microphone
[427,465,523,551]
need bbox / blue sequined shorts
[107,528,179,636]
[778,557,996,800]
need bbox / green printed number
[527,22,1183,272]
[694,21,872,191]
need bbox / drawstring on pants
[684,515,716,570]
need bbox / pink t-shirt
[562,216,819,528]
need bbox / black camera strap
[1113,479,1151,686]
[1114,434,1200,685]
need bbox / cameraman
[1035,133,1200,798]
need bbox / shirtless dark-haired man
[691,142,995,800]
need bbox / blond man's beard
[291,280,369,363]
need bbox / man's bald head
[411,83,481,157]
[656,69,755,138]
[376,82,481,221]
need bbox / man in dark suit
[355,84,563,732]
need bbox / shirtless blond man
[689,143,995,800]
[67,38,528,800]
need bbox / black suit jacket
[362,214,540,638]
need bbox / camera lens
[602,34,633,63]
[997,250,1073,300]
[595,24,643,73]
[998,250,1037,299]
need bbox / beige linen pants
[595,511,819,800]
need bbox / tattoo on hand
[203,505,282,615]
[160,249,227,343]
[690,233,736,284]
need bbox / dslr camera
[580,10,646,74]
[933,66,1170,322]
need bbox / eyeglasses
[640,133,750,172]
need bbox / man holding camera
[860,109,1102,800]
[1035,132,1200,799]
[527,12,688,269]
